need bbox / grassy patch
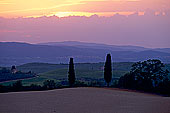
[2,62,168,86]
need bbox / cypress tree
[68,58,75,87]
[104,54,112,87]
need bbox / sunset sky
[0,0,170,48]
[0,0,170,18]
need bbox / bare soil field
[0,88,170,113]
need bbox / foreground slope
[0,88,170,113]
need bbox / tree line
[66,54,170,96]
[68,54,112,87]
[0,66,36,82]
[0,54,170,96]
[118,59,170,96]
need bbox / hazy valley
[1,41,170,66]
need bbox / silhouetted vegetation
[0,79,101,93]
[0,58,170,96]
[68,58,75,87]
[0,66,36,82]
[12,80,23,91]
[0,62,135,86]
[118,59,170,96]
[0,80,63,93]
[43,80,56,89]
[104,54,112,87]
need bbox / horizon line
[0,11,167,19]
[1,41,169,49]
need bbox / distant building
[11,65,17,74]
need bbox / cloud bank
[0,11,170,48]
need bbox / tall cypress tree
[68,58,75,87]
[104,54,112,87]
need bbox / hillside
[38,41,149,51]
[1,42,170,66]
[0,62,134,86]
[1,62,170,86]
[0,88,170,113]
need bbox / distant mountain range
[0,41,170,66]
[38,41,149,52]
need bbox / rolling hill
[0,62,134,86]
[1,62,169,86]
[0,42,170,66]
[38,41,149,51]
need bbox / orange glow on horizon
[0,0,169,18]
[2,11,138,18]
[52,12,135,18]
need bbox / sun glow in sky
[0,0,170,18]
[52,12,135,17]
[0,0,170,48]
